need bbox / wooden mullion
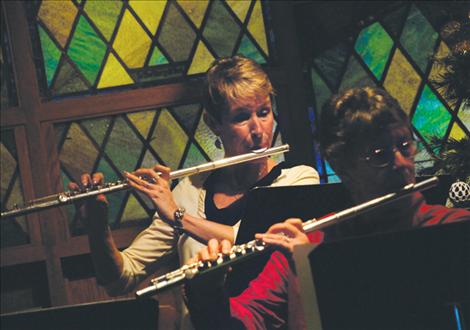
[39,81,202,124]
[13,126,42,245]
[4,1,68,306]
[267,2,315,166]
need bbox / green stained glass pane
[313,42,349,89]
[84,0,122,41]
[121,193,150,224]
[355,22,393,80]
[158,2,196,62]
[412,85,452,143]
[81,117,111,147]
[171,104,201,133]
[339,55,375,92]
[310,69,331,117]
[38,26,61,86]
[149,45,169,66]
[194,113,224,161]
[67,15,107,85]
[105,117,143,171]
[59,123,99,183]
[457,102,470,131]
[141,149,159,168]
[150,109,188,169]
[183,143,208,168]
[399,5,438,73]
[381,4,408,37]
[202,0,240,57]
[414,135,434,174]
[52,59,89,95]
[1,130,29,247]
[238,34,266,64]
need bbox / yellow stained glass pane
[0,143,16,199]
[226,0,251,23]
[121,194,149,223]
[150,109,188,169]
[129,0,166,35]
[177,0,209,28]
[429,41,454,109]
[113,10,152,68]
[61,123,98,181]
[247,0,268,55]
[98,53,134,88]
[449,121,466,141]
[38,0,78,48]
[187,40,214,75]
[127,110,156,139]
[383,48,421,114]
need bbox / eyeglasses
[361,140,418,168]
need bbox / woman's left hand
[125,164,178,222]
[255,218,309,253]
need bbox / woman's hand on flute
[255,218,309,253]
[68,172,109,230]
[124,164,179,223]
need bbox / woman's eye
[232,113,250,123]
[258,108,270,117]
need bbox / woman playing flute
[70,55,319,329]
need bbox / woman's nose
[392,149,409,169]
[250,117,263,135]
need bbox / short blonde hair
[203,55,274,121]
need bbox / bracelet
[173,207,185,234]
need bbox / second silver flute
[135,176,439,298]
[1,144,289,218]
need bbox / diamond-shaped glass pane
[1,130,29,247]
[29,0,272,98]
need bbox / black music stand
[294,221,470,330]
[1,298,158,330]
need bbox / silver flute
[135,176,439,298]
[1,144,289,218]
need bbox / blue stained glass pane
[400,5,438,73]
[313,42,349,89]
[412,85,452,144]
[355,22,393,81]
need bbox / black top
[203,162,289,226]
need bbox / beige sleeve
[105,216,177,295]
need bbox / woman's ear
[203,112,222,136]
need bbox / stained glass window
[56,103,283,235]
[28,0,271,98]
[309,3,470,182]
[0,129,29,247]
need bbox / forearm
[87,224,124,285]
[181,214,234,243]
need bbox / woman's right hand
[68,173,109,230]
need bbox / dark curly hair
[319,87,411,173]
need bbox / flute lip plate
[251,147,268,153]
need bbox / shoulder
[273,164,320,186]
[417,202,470,226]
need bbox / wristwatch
[173,207,185,234]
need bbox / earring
[215,136,222,149]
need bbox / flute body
[135,177,439,298]
[1,144,289,218]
